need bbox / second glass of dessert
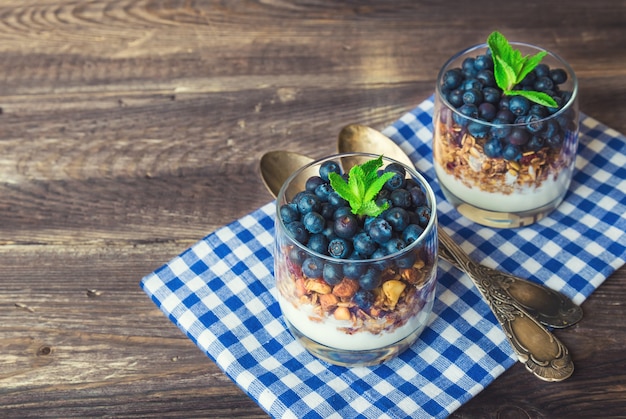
[433,33,579,228]
[274,153,438,367]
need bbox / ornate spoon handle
[437,230,582,328]
[439,231,574,382]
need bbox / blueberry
[321,220,335,239]
[302,257,323,279]
[462,58,477,77]
[328,237,352,259]
[446,89,464,108]
[524,114,546,134]
[305,176,324,192]
[507,128,530,146]
[296,192,321,215]
[534,63,550,78]
[334,214,358,239]
[402,224,424,244]
[390,188,412,209]
[483,138,503,158]
[280,203,300,224]
[353,232,377,257]
[495,109,516,124]
[353,290,375,310]
[359,266,383,291]
[307,233,329,254]
[462,88,483,106]
[462,78,482,91]
[490,121,512,140]
[385,162,406,177]
[319,202,335,220]
[409,185,426,207]
[468,121,490,138]
[288,246,307,265]
[545,131,564,149]
[396,249,417,269]
[509,96,530,116]
[384,171,406,190]
[414,205,431,228]
[314,183,332,202]
[385,207,410,232]
[344,253,366,279]
[529,103,549,118]
[502,144,522,161]
[333,205,352,220]
[473,54,493,71]
[285,221,309,244]
[534,76,554,92]
[499,95,511,110]
[328,191,348,207]
[476,69,495,87]
[303,211,325,234]
[478,102,497,121]
[482,87,501,104]
[526,136,545,151]
[319,160,341,182]
[550,68,567,85]
[322,262,343,285]
[367,217,393,244]
[453,104,478,126]
[442,68,464,90]
[384,237,407,255]
[543,119,561,138]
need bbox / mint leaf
[364,172,394,203]
[516,50,546,84]
[348,165,366,204]
[329,172,354,204]
[487,31,559,108]
[507,90,558,108]
[328,156,396,217]
[360,200,389,217]
[493,54,517,91]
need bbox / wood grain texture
[1,1,624,417]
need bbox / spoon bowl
[259,150,314,198]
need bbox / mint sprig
[487,31,558,108]
[328,156,395,217]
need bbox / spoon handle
[439,230,574,382]
[437,229,582,328]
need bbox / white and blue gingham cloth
[141,96,626,419]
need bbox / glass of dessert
[274,153,438,367]
[432,32,579,228]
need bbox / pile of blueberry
[280,159,432,292]
[440,50,575,161]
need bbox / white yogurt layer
[434,163,573,213]
[278,293,434,351]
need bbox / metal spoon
[337,124,583,329]
[259,148,575,381]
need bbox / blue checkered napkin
[141,96,626,419]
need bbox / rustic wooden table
[2,1,625,417]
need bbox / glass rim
[276,152,438,265]
[436,41,579,127]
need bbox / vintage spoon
[338,124,583,329]
[259,148,574,381]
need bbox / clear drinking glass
[433,42,579,228]
[274,153,438,367]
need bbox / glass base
[439,182,562,228]
[284,318,423,367]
